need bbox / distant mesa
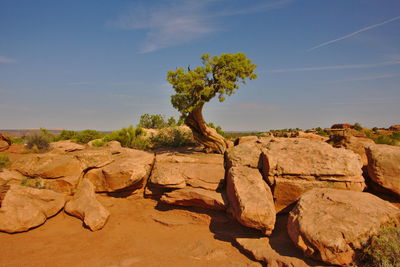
[389,125,400,131]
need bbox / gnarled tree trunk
[185,106,232,154]
[0,133,11,152]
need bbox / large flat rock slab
[0,185,65,233]
[287,188,400,265]
[160,187,227,210]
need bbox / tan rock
[233,136,259,146]
[160,187,226,210]
[50,140,85,152]
[0,169,25,184]
[287,188,400,265]
[261,138,365,212]
[149,152,224,191]
[366,144,400,198]
[225,138,272,169]
[235,238,309,267]
[226,166,276,235]
[329,134,375,166]
[65,179,110,231]
[0,185,65,233]
[84,149,154,192]
[292,131,327,142]
[12,153,82,180]
[74,149,113,170]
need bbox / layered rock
[287,188,400,265]
[84,148,154,192]
[50,140,85,152]
[65,179,110,231]
[0,185,65,233]
[366,144,400,198]
[160,187,226,210]
[261,138,365,212]
[329,133,375,166]
[226,166,276,235]
[148,152,226,211]
[235,238,309,267]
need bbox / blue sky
[0,0,399,131]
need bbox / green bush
[72,129,102,144]
[54,130,77,141]
[354,122,363,131]
[151,127,195,148]
[10,136,25,144]
[374,132,400,146]
[358,226,400,267]
[104,126,149,150]
[26,133,50,152]
[0,153,10,169]
[91,139,105,147]
[207,122,224,136]
[21,177,46,189]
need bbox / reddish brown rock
[84,148,154,192]
[235,238,309,267]
[160,187,226,210]
[65,179,110,231]
[389,124,400,131]
[148,152,224,192]
[329,134,375,166]
[50,140,85,152]
[0,185,65,233]
[226,166,276,235]
[261,138,365,212]
[366,144,400,198]
[287,188,400,266]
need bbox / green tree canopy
[167,52,257,118]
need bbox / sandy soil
[0,194,260,267]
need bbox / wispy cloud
[270,60,400,73]
[330,97,400,106]
[0,56,16,63]
[107,0,294,53]
[67,82,94,86]
[330,73,400,83]
[309,15,400,51]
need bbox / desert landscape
[1,1,400,266]
[0,121,399,266]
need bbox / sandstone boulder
[0,185,65,233]
[261,138,365,212]
[65,179,110,231]
[366,144,400,198]
[226,166,276,235]
[148,152,224,192]
[50,140,85,152]
[329,134,375,166]
[73,149,113,170]
[12,153,83,182]
[160,187,226,210]
[84,148,154,192]
[287,188,400,265]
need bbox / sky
[0,0,399,131]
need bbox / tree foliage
[167,53,257,118]
[137,113,181,129]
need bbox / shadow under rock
[154,202,325,266]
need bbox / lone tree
[167,53,257,154]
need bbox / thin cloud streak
[108,0,294,53]
[330,73,400,83]
[270,60,400,73]
[0,56,16,63]
[309,15,400,51]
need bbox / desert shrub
[21,177,46,189]
[54,130,77,141]
[91,139,105,147]
[10,136,25,144]
[357,226,400,267]
[26,133,50,152]
[207,122,224,136]
[137,113,167,129]
[104,126,149,149]
[72,129,102,144]
[354,122,363,131]
[151,127,195,148]
[374,132,400,146]
[0,153,10,169]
